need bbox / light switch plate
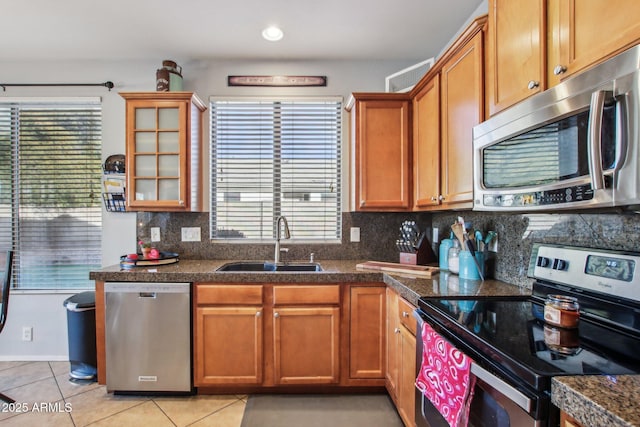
[150,227,161,242]
[350,227,360,242]
[181,227,201,242]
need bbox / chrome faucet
[274,216,291,263]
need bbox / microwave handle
[614,92,629,174]
[588,90,607,190]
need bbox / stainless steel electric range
[415,243,640,427]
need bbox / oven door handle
[470,363,533,413]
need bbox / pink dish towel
[415,321,476,427]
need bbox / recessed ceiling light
[262,26,284,42]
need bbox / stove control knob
[537,256,552,268]
[553,258,569,271]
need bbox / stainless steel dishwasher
[105,282,192,394]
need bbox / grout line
[48,361,77,427]
[0,362,54,394]
[182,397,246,427]
[82,400,151,427]
[151,399,178,427]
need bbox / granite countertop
[552,375,640,427]
[89,258,528,306]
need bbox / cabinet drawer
[273,285,341,305]
[398,297,417,336]
[196,284,263,305]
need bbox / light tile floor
[0,361,246,426]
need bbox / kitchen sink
[216,261,323,272]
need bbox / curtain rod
[0,81,114,91]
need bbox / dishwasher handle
[104,282,190,294]
[139,292,157,298]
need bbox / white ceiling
[3,0,484,62]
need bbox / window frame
[0,97,102,290]
[209,96,343,244]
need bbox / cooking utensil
[474,230,484,251]
[453,217,484,280]
[451,222,466,246]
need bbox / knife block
[399,236,437,266]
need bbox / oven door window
[468,387,512,427]
[418,379,537,427]
[482,102,617,189]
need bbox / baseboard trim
[0,356,68,362]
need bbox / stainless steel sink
[216,261,323,272]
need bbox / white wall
[0,57,415,360]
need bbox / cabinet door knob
[553,65,567,75]
[430,196,438,202]
[256,311,262,317]
[274,312,279,318]
[438,195,445,201]
[402,311,409,318]
[394,327,401,334]
[179,200,185,206]
[527,80,540,90]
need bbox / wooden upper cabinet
[121,92,206,212]
[412,74,441,209]
[347,94,411,211]
[548,0,640,87]
[487,0,546,116]
[440,28,485,209]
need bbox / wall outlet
[150,227,161,242]
[181,227,201,242]
[22,326,32,342]
[350,227,360,242]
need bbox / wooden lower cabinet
[349,285,386,379]
[273,306,340,384]
[194,282,387,390]
[195,306,263,385]
[398,326,417,427]
[560,411,584,427]
[386,287,417,427]
[194,285,264,386]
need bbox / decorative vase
[141,247,151,259]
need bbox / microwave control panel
[482,184,594,208]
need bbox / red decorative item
[149,248,161,259]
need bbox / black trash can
[63,291,97,382]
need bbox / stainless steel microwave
[473,45,640,211]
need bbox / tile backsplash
[432,210,640,288]
[138,210,640,290]
[136,211,434,264]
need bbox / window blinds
[0,99,102,289]
[210,98,342,241]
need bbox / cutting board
[356,261,439,277]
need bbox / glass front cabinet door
[121,92,206,211]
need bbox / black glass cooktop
[418,297,640,391]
